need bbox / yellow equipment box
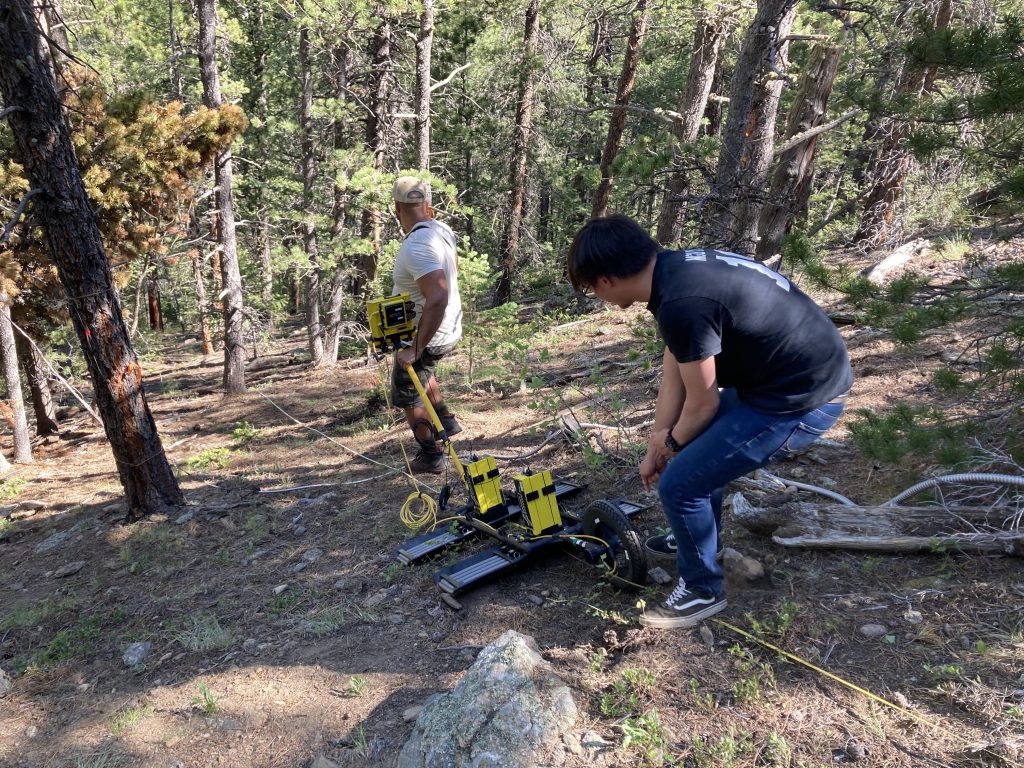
[513,471,562,535]
[465,457,504,515]
[367,294,416,354]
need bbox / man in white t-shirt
[390,176,463,473]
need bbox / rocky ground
[1,242,1023,768]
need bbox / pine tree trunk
[357,7,393,295]
[168,0,184,101]
[855,0,953,246]
[325,44,352,363]
[655,9,726,245]
[15,326,59,436]
[192,249,215,355]
[495,0,540,305]
[0,0,184,514]
[414,0,434,170]
[147,276,163,330]
[591,0,650,220]
[197,0,246,394]
[701,0,797,254]
[299,17,324,366]
[128,253,151,339]
[253,0,273,307]
[755,39,843,261]
[0,290,32,463]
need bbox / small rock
[403,705,424,723]
[860,624,888,639]
[18,500,46,511]
[123,642,153,666]
[293,525,307,536]
[77,683,90,692]
[440,593,462,611]
[698,624,715,647]
[891,691,910,708]
[54,561,86,578]
[562,732,582,756]
[363,590,388,608]
[42,434,60,446]
[292,562,308,574]
[527,594,545,607]
[0,668,11,697]
[959,635,971,649]
[174,511,195,525]
[242,638,258,654]
[26,725,37,739]
[647,566,674,585]
[721,548,765,581]
[273,584,289,595]
[902,609,923,625]
[35,528,73,554]
[10,508,39,521]
[387,613,405,625]
[310,756,340,768]
[581,730,611,757]
[302,548,324,563]
[845,739,867,761]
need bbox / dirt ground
[1,243,1023,768]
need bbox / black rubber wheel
[580,500,647,590]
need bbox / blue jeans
[657,389,846,597]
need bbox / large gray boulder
[398,630,578,768]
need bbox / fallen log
[862,238,930,285]
[730,492,1023,556]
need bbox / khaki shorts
[390,344,456,408]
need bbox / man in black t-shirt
[568,215,852,629]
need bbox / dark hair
[567,214,661,291]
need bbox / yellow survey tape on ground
[711,618,1022,768]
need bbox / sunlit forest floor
[2,241,1023,767]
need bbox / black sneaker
[640,580,727,629]
[409,447,445,474]
[645,533,677,561]
[440,414,462,436]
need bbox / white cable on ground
[882,472,1024,507]
[757,470,858,507]
[256,391,438,494]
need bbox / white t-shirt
[392,219,462,351]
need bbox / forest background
[1,0,1024,765]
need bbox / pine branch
[0,188,41,246]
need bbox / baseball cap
[392,176,431,204]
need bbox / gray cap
[392,176,431,204]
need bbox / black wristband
[665,428,683,453]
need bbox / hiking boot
[440,414,462,436]
[645,533,677,561]
[409,446,445,474]
[640,579,727,629]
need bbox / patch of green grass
[686,678,716,711]
[600,667,656,718]
[621,709,673,767]
[231,421,260,446]
[268,590,300,614]
[748,599,801,639]
[691,727,756,767]
[306,605,347,637]
[1,595,82,630]
[32,614,105,668]
[588,648,607,674]
[190,682,218,716]
[344,676,367,697]
[0,476,27,501]
[109,703,154,735]
[183,447,233,472]
[174,613,234,652]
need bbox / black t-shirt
[647,249,853,414]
